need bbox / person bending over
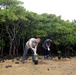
[42,39,53,60]
[22,38,41,63]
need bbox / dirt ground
[0,56,76,75]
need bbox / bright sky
[21,0,76,21]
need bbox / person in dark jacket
[42,39,53,60]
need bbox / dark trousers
[43,47,51,56]
[22,45,35,62]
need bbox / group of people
[22,38,53,63]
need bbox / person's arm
[29,40,37,54]
[33,46,37,54]
[31,46,37,54]
[46,44,50,48]
[46,44,50,51]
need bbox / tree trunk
[9,41,12,56]
[67,49,70,57]
[65,47,67,57]
[0,46,1,55]
[1,47,3,56]
[13,45,16,56]
[23,37,25,52]
[16,41,19,56]
[15,37,20,56]
[16,48,18,55]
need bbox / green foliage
[0,40,5,46]
[0,0,76,54]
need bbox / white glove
[48,47,50,51]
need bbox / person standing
[42,39,53,60]
[22,38,41,63]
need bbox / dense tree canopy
[0,0,76,56]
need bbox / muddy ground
[0,56,76,75]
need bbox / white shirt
[26,38,38,48]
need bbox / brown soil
[0,57,76,75]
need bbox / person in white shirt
[22,38,41,63]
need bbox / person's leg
[31,49,35,62]
[22,45,28,62]
[31,49,38,64]
[48,51,51,56]
[47,51,52,60]
[43,47,48,60]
